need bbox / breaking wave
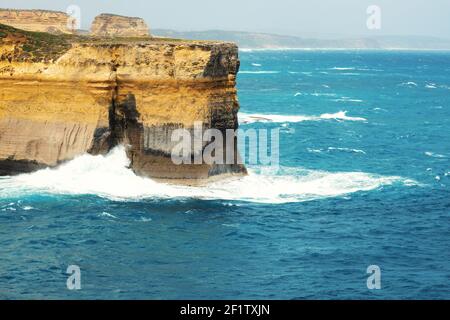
[0,146,416,204]
[239,111,367,124]
[333,97,364,103]
[329,67,355,71]
[239,71,280,74]
[326,147,366,154]
[399,81,418,87]
[425,151,446,158]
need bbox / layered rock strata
[0,9,72,34]
[91,13,150,37]
[0,23,246,183]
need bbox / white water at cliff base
[239,111,367,124]
[0,146,416,204]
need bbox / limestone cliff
[0,9,72,34]
[0,23,245,183]
[91,13,150,37]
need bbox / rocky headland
[0,9,73,34]
[91,13,150,37]
[0,10,246,184]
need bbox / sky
[1,0,449,39]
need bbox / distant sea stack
[0,11,246,184]
[0,9,73,34]
[91,13,150,37]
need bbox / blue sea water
[1,50,449,299]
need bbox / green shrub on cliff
[0,23,73,62]
[0,23,214,62]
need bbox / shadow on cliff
[89,93,142,162]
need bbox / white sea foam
[307,147,366,154]
[239,111,367,124]
[330,67,356,71]
[333,98,364,103]
[327,147,366,154]
[400,81,418,87]
[99,212,118,219]
[251,63,262,67]
[239,71,280,74]
[307,148,323,153]
[319,111,367,121]
[329,67,383,72]
[310,93,338,97]
[357,68,384,72]
[425,151,446,158]
[0,146,416,204]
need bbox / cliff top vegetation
[0,23,229,63]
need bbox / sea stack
[0,9,73,34]
[91,13,150,37]
[0,10,246,184]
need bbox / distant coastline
[238,47,450,52]
[153,29,450,50]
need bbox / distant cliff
[0,22,245,183]
[153,29,450,50]
[0,9,72,34]
[91,13,150,37]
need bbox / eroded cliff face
[0,9,72,34]
[91,13,150,37]
[0,24,245,182]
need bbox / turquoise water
[1,50,449,299]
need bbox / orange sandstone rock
[91,13,150,37]
[0,23,246,183]
[0,9,72,34]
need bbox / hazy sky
[1,0,450,38]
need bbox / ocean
[0,50,449,299]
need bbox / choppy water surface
[1,50,449,299]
